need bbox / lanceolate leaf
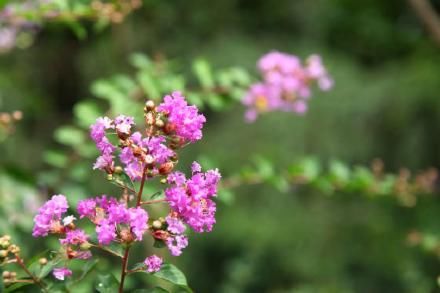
[95,274,119,293]
[133,287,169,293]
[152,264,192,292]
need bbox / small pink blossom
[32,195,68,237]
[157,91,206,142]
[53,267,72,280]
[144,255,163,273]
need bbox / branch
[408,0,440,46]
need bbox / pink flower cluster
[31,92,220,281]
[242,51,333,122]
[77,196,149,245]
[157,91,206,142]
[144,255,163,273]
[89,91,205,181]
[165,162,221,233]
[32,194,68,237]
[33,195,93,262]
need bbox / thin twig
[408,0,440,46]
[140,199,166,205]
[14,254,48,292]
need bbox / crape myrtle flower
[53,267,72,280]
[77,196,149,245]
[32,194,69,237]
[31,91,220,281]
[165,162,221,233]
[242,51,333,121]
[144,255,163,273]
[157,91,206,143]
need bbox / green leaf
[73,259,99,283]
[43,150,68,168]
[150,191,164,200]
[253,157,274,180]
[4,282,34,292]
[74,101,102,129]
[153,239,166,248]
[268,176,289,193]
[95,274,119,293]
[192,59,214,88]
[288,157,321,182]
[67,21,87,39]
[328,160,350,185]
[206,93,225,111]
[28,250,50,275]
[132,287,169,293]
[152,264,189,289]
[130,53,153,70]
[54,126,85,146]
[137,71,161,100]
[110,172,135,191]
[186,92,204,108]
[217,188,234,204]
[38,257,62,279]
[229,67,251,86]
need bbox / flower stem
[15,254,47,292]
[118,246,131,293]
[119,166,148,292]
[135,167,148,206]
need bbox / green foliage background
[2,0,440,292]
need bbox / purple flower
[144,255,163,273]
[77,199,96,219]
[157,91,206,142]
[90,117,116,171]
[107,203,129,224]
[32,195,68,237]
[60,229,88,245]
[165,162,221,233]
[242,51,333,121]
[53,267,72,280]
[96,219,116,245]
[114,115,134,135]
[90,117,113,143]
[128,207,149,241]
[166,215,186,234]
[166,235,188,256]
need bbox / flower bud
[0,250,8,258]
[120,229,134,243]
[155,119,164,128]
[2,271,10,278]
[164,123,176,134]
[9,245,20,254]
[107,174,114,181]
[12,111,22,120]
[114,166,123,174]
[160,178,167,184]
[145,112,155,125]
[145,100,155,111]
[80,241,92,250]
[152,220,162,230]
[152,230,169,240]
[159,161,174,175]
[39,258,48,265]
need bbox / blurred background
[2,0,440,292]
